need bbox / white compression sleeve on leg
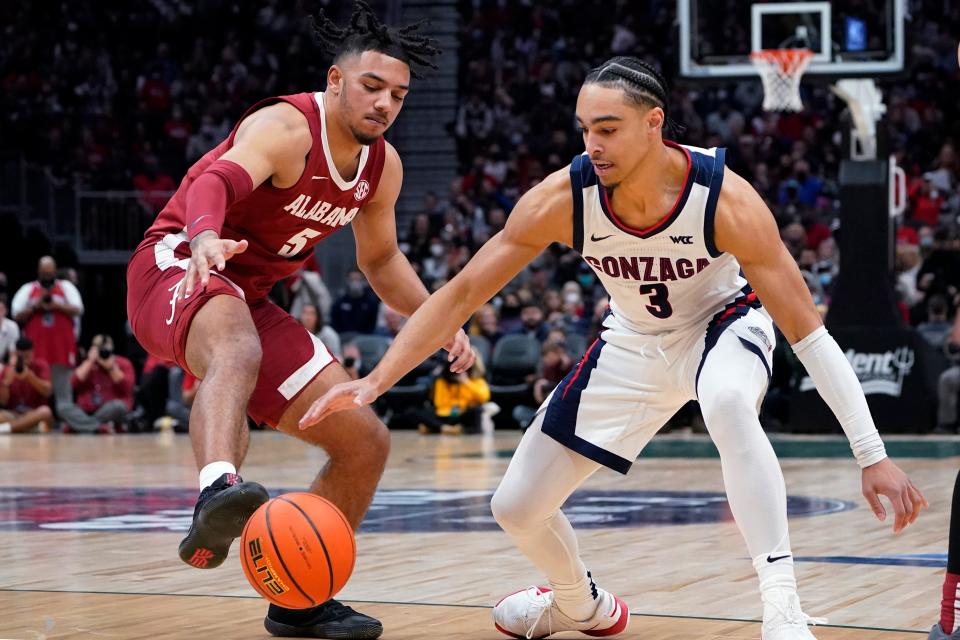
[791,326,887,468]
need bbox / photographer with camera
[413,349,490,435]
[10,256,84,403]
[0,337,54,433]
[59,334,135,434]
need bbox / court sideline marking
[0,587,927,634]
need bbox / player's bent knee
[321,412,390,467]
[360,417,391,463]
[701,386,757,424]
[491,488,545,533]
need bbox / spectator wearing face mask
[0,337,53,433]
[422,238,450,285]
[330,270,380,335]
[59,334,135,434]
[11,256,84,403]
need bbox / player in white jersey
[302,56,928,639]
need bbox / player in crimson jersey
[126,4,472,638]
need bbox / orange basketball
[240,492,356,609]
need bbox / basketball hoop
[750,48,814,112]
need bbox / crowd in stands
[2,1,960,432]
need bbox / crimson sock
[942,470,960,633]
[942,573,960,633]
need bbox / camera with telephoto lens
[14,355,24,374]
[98,347,113,361]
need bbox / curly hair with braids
[311,1,442,78]
[584,56,685,135]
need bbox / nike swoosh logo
[311,176,328,180]
[590,233,614,242]
[189,214,211,229]
[767,554,792,563]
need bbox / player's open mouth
[593,162,613,174]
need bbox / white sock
[198,461,237,490]
[0,422,11,434]
[754,550,798,593]
[551,570,600,621]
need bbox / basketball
[240,493,356,609]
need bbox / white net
[750,48,814,112]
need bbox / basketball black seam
[265,499,317,607]
[304,493,356,575]
[278,495,336,603]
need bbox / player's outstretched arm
[181,103,313,298]
[715,170,928,533]
[299,168,574,428]
[352,143,473,373]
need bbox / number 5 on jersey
[278,228,322,257]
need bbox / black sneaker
[264,600,383,639]
[178,473,269,569]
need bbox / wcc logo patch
[670,235,694,245]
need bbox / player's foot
[929,623,960,639]
[264,600,383,639]
[761,587,826,639]
[492,586,629,639]
[178,473,269,570]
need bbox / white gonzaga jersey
[572,142,752,334]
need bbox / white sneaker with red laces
[492,586,630,639]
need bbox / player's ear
[646,106,664,134]
[327,64,344,96]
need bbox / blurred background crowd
[2,0,959,434]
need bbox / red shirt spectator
[909,175,945,226]
[11,256,83,368]
[139,71,171,114]
[804,221,831,251]
[1,346,51,410]
[897,225,919,245]
[133,156,177,213]
[912,192,944,226]
[72,348,136,413]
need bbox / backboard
[678,0,905,80]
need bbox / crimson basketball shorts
[126,241,336,427]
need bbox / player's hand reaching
[181,230,249,299]
[299,377,381,429]
[861,457,928,534]
[443,329,476,373]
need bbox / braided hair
[585,56,682,135]
[311,1,442,78]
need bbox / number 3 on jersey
[278,228,322,257]
[639,283,673,318]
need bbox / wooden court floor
[0,429,953,639]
